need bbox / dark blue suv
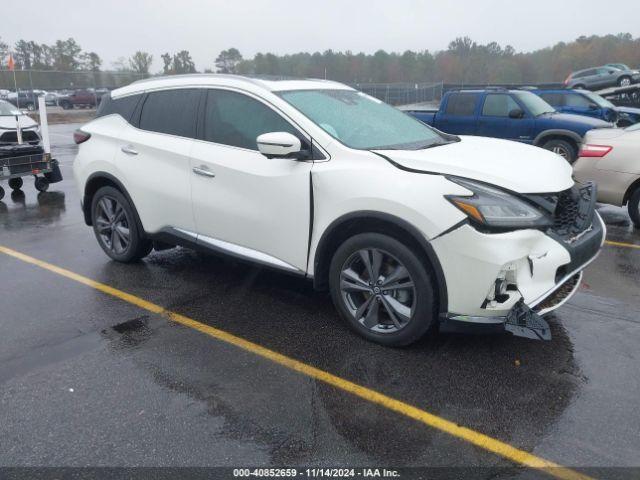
[532,89,640,127]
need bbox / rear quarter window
[444,93,479,116]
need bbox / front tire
[542,138,577,163]
[628,187,640,228]
[329,233,437,347]
[91,186,152,262]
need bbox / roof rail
[129,73,267,88]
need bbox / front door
[477,93,534,143]
[189,89,313,273]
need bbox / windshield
[277,89,446,150]
[512,91,555,116]
[583,92,615,109]
[0,100,22,116]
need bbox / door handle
[192,166,216,178]
[121,145,138,155]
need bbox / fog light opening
[484,264,518,307]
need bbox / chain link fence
[0,69,146,92]
[352,82,444,106]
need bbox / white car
[73,75,604,346]
[0,100,41,145]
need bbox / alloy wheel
[620,77,631,87]
[552,146,569,159]
[340,248,416,334]
[95,196,131,254]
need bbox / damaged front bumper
[435,183,605,341]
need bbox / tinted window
[565,94,592,108]
[204,89,299,150]
[582,69,597,76]
[539,93,564,106]
[481,94,520,117]
[139,89,201,138]
[597,68,612,74]
[95,94,142,122]
[444,93,478,116]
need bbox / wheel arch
[533,129,582,149]
[622,177,640,206]
[313,211,448,315]
[83,172,145,236]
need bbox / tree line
[1,33,639,84]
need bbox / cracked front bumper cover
[441,300,552,341]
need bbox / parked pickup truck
[532,88,640,127]
[405,88,612,162]
[58,89,101,110]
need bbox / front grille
[0,130,40,144]
[551,183,595,241]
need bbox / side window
[481,94,520,117]
[444,93,479,116]
[539,93,563,107]
[138,89,201,138]
[95,94,142,122]
[203,89,300,150]
[582,69,596,77]
[565,94,592,108]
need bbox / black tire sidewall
[91,186,148,262]
[543,139,576,163]
[329,233,437,347]
[8,177,23,190]
[628,188,640,228]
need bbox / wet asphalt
[0,124,639,477]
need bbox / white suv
[74,75,605,346]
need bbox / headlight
[446,177,552,229]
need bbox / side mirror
[257,132,304,159]
[508,108,525,119]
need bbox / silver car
[564,66,640,90]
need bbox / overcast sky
[3,0,638,72]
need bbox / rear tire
[542,138,577,163]
[628,187,640,228]
[329,233,437,347]
[574,84,586,90]
[91,186,152,263]
[8,177,23,191]
[619,76,632,87]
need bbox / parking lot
[1,123,640,478]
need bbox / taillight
[579,144,613,158]
[563,74,572,85]
[73,129,91,144]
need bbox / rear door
[189,88,313,273]
[477,93,534,142]
[563,92,601,119]
[436,92,480,135]
[111,88,201,234]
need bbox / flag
[7,54,15,71]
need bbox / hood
[374,136,574,194]
[616,106,640,117]
[0,114,38,130]
[542,112,612,129]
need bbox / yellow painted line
[0,244,592,480]
[605,240,640,250]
